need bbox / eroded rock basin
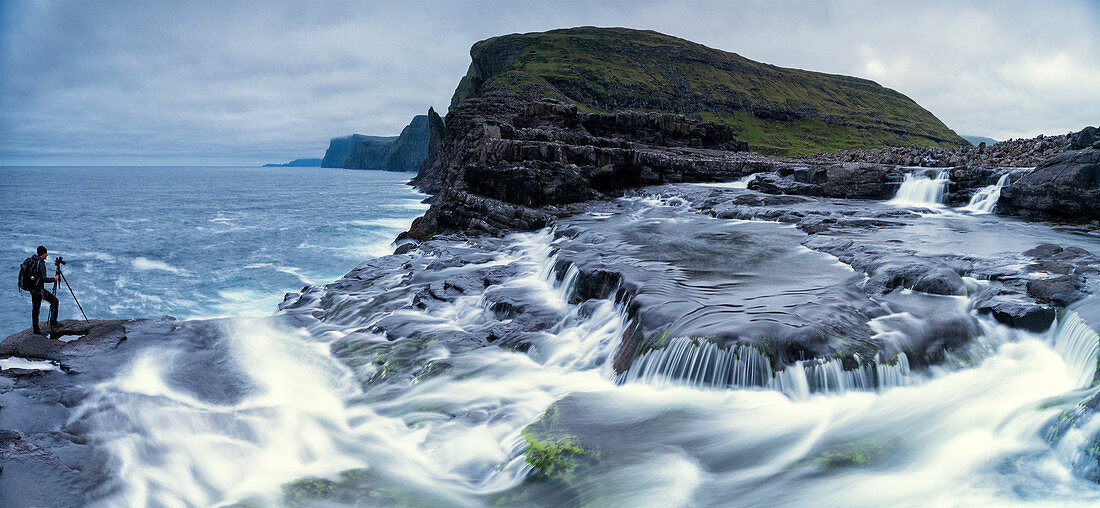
[2,184,1099,506]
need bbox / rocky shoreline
[3,27,1100,505]
[404,90,1099,240]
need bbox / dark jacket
[28,254,49,292]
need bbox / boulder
[975,295,1056,332]
[1026,276,1084,307]
[1071,126,1097,150]
[999,148,1100,219]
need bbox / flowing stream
[13,179,1096,506]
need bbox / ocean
[0,166,426,337]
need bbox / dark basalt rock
[0,319,132,360]
[999,148,1100,219]
[975,296,1056,333]
[1026,276,1084,307]
[410,107,447,193]
[800,126,1098,169]
[406,94,763,239]
[863,260,965,296]
[747,163,905,200]
[748,172,823,196]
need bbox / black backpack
[18,256,41,292]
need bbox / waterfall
[961,174,1010,213]
[1045,310,1100,482]
[889,169,951,206]
[697,173,758,189]
[620,336,911,399]
[1051,310,1100,389]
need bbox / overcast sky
[2,0,1098,166]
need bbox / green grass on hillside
[452,27,965,155]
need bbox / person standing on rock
[22,246,61,335]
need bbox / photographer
[21,245,60,335]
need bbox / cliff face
[381,115,431,172]
[343,137,395,170]
[321,134,395,168]
[406,94,763,239]
[321,115,430,171]
[450,27,967,155]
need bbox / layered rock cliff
[405,93,769,239]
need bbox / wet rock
[0,320,132,360]
[570,268,623,303]
[1026,276,1084,306]
[1025,243,1064,258]
[999,148,1100,219]
[865,260,964,296]
[820,163,902,200]
[748,173,823,196]
[975,294,1056,332]
[1027,261,1074,275]
[407,94,771,238]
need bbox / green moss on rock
[521,403,600,484]
[802,438,892,469]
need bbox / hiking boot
[32,328,43,336]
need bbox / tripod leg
[59,271,89,322]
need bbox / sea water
[0,166,426,336]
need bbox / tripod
[53,264,89,323]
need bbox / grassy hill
[451,27,967,155]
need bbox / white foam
[132,257,187,275]
[695,173,758,189]
[889,169,951,207]
[0,357,59,371]
[960,174,1010,214]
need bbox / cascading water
[69,204,1100,506]
[620,337,911,399]
[1051,310,1100,389]
[889,169,951,206]
[1044,310,1100,482]
[961,174,1010,213]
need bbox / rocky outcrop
[406,94,761,239]
[799,126,1098,168]
[0,319,132,359]
[999,147,1100,219]
[450,27,967,154]
[411,107,447,194]
[747,163,905,200]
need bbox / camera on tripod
[49,255,88,322]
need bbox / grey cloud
[1,0,1097,165]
